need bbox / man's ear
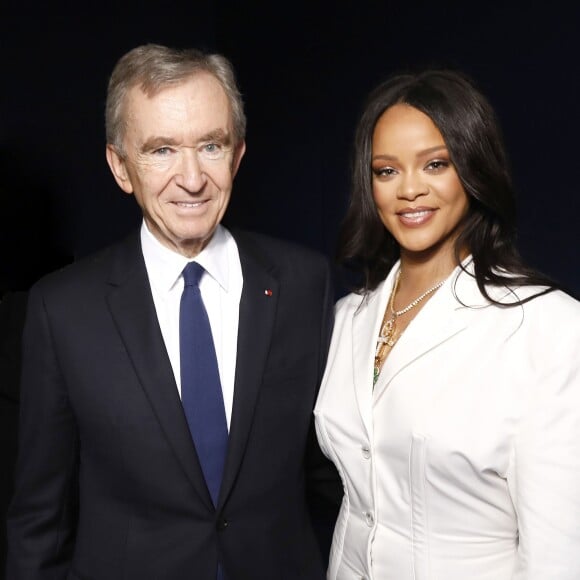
[106,144,134,194]
[231,140,246,178]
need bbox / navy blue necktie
[180,262,228,507]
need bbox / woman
[314,69,580,579]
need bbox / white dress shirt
[141,222,243,429]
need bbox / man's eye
[153,147,171,155]
[201,143,225,159]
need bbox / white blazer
[314,259,580,580]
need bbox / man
[7,44,340,579]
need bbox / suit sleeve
[6,284,78,579]
[305,257,342,560]
[508,297,580,579]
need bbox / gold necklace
[373,269,445,386]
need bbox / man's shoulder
[31,230,140,295]
[230,228,329,265]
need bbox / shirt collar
[140,221,231,294]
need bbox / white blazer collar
[351,258,498,425]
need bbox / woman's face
[371,103,469,264]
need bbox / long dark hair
[338,68,561,305]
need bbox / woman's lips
[397,207,436,227]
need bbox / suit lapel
[218,235,278,507]
[106,234,213,508]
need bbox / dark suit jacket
[6,229,341,580]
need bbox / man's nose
[174,150,207,192]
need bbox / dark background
[1,1,579,575]
[2,1,579,296]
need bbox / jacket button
[361,445,371,459]
[216,517,229,531]
[364,511,374,527]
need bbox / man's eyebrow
[140,136,179,151]
[201,128,232,144]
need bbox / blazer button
[216,517,229,531]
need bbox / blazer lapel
[217,235,278,507]
[106,234,213,507]
[351,270,397,439]
[374,261,490,398]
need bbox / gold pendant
[380,316,397,347]
[374,315,397,387]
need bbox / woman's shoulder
[456,262,579,313]
[520,286,580,319]
[493,286,580,347]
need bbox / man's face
[107,72,246,257]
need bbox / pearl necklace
[373,269,445,386]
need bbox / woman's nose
[397,172,428,200]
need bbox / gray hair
[105,43,246,157]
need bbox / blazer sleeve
[508,294,580,579]
[6,283,78,579]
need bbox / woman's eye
[373,167,396,177]
[426,159,449,171]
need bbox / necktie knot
[183,261,205,287]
